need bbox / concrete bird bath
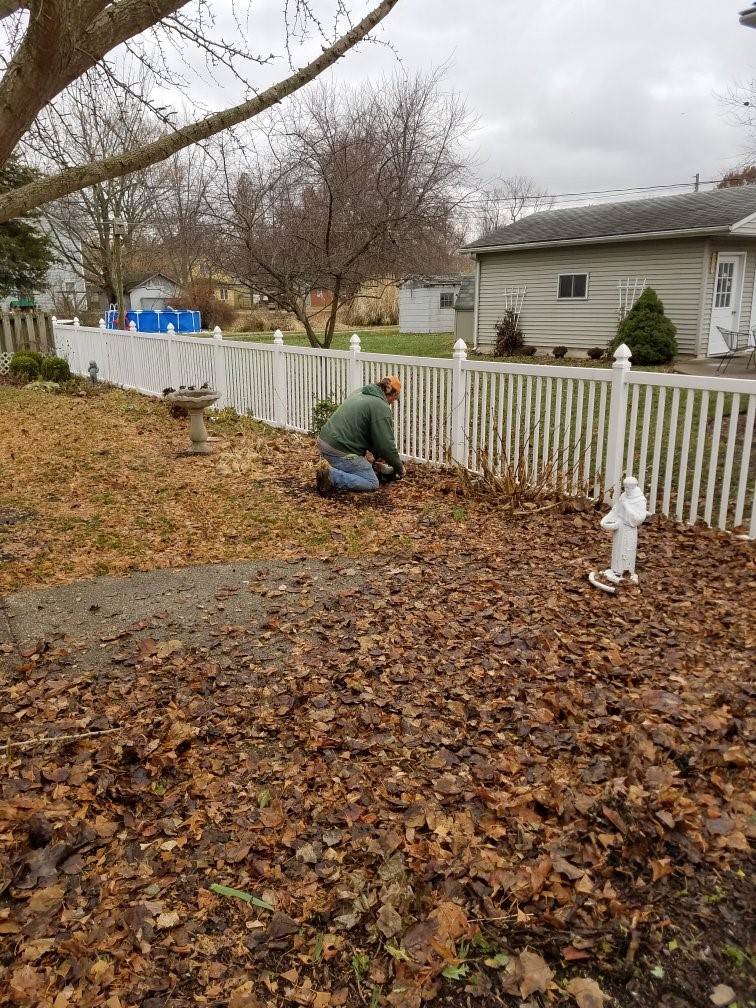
[163,388,221,454]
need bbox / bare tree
[473,175,554,236]
[0,0,400,222]
[149,144,216,285]
[718,165,756,188]
[216,70,468,349]
[30,66,167,306]
[721,80,756,160]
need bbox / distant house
[464,185,756,358]
[213,278,261,310]
[399,277,463,334]
[1,226,88,313]
[88,271,180,313]
[125,272,180,311]
[308,289,333,309]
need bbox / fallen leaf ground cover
[0,385,754,1008]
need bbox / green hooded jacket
[319,385,404,473]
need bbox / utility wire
[468,177,728,207]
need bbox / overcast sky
[179,0,754,201]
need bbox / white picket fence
[53,319,756,537]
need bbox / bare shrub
[173,279,236,330]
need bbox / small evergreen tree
[0,160,55,298]
[611,287,677,365]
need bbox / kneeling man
[316,376,404,494]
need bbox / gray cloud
[174,0,755,196]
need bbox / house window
[64,281,76,293]
[218,287,229,301]
[714,261,734,308]
[558,273,588,299]
[440,292,454,309]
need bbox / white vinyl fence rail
[54,319,756,537]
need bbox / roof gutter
[464,225,731,255]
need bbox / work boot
[315,459,333,496]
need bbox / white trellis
[0,351,11,375]
[618,277,647,320]
[501,286,527,324]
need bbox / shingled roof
[465,185,756,253]
[454,275,476,311]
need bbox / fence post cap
[350,332,361,350]
[73,316,80,326]
[273,329,284,346]
[51,315,57,324]
[453,338,468,358]
[613,343,632,364]
[99,317,106,328]
[166,322,175,332]
[213,325,222,340]
[128,320,137,331]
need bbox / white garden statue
[589,477,648,594]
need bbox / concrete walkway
[675,354,756,379]
[1,559,373,664]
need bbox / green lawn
[225,326,673,370]
[224,327,455,358]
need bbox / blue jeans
[319,442,379,492]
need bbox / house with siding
[464,185,756,358]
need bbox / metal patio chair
[715,327,748,373]
[746,328,756,370]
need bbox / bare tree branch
[0,0,401,222]
[0,0,188,166]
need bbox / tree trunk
[322,278,342,349]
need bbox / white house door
[708,254,744,355]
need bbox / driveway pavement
[675,354,756,379]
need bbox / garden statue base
[163,388,221,454]
[589,476,648,595]
[588,568,639,595]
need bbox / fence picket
[505,374,514,463]
[541,377,552,476]
[562,380,573,490]
[689,391,709,525]
[662,387,680,516]
[718,393,740,530]
[595,382,608,497]
[523,376,533,477]
[573,380,585,491]
[676,390,695,522]
[704,392,725,526]
[552,380,563,477]
[532,377,542,479]
[734,396,755,528]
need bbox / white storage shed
[399,278,463,333]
